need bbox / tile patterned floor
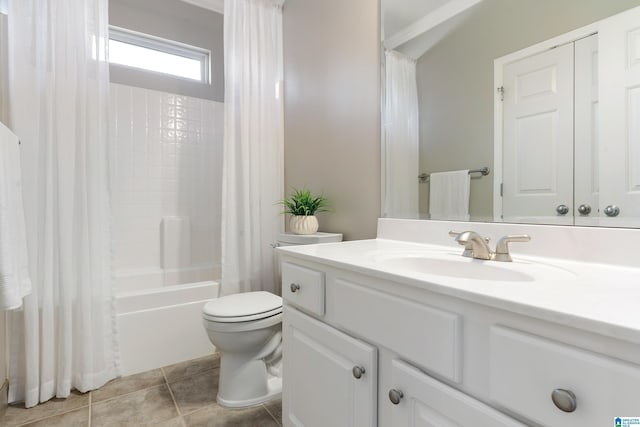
[0,354,282,427]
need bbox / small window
[109,26,210,84]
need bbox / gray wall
[416,0,640,219]
[283,0,381,241]
[109,0,224,101]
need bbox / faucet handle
[494,234,531,262]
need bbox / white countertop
[278,237,640,344]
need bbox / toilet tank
[276,232,343,247]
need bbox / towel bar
[418,167,489,183]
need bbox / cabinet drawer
[490,326,640,427]
[282,262,325,316]
[333,279,462,382]
[390,359,525,426]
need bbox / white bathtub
[116,280,219,376]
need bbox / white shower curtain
[383,50,420,218]
[7,0,119,407]
[221,0,285,296]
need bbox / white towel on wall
[428,170,470,221]
[0,121,32,310]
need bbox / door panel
[574,34,600,226]
[502,44,574,224]
[282,307,377,427]
[599,6,640,227]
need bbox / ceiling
[178,0,224,14]
[383,0,484,59]
[383,0,451,38]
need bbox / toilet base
[217,375,282,408]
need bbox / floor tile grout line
[162,367,183,418]
[163,361,221,386]
[90,379,166,406]
[12,401,91,427]
[88,391,92,427]
[262,402,281,426]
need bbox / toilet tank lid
[278,232,343,245]
[203,291,283,318]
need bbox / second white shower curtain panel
[221,0,285,295]
[384,50,420,219]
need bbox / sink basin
[370,251,576,282]
[378,256,534,281]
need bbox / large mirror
[382,0,640,227]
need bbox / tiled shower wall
[110,83,223,292]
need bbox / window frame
[108,25,211,84]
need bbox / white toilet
[202,232,342,408]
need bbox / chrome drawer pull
[388,389,403,405]
[352,366,365,379]
[551,388,577,412]
[290,283,300,293]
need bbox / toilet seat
[203,291,283,323]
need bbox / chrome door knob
[556,204,569,215]
[604,204,620,217]
[290,283,300,293]
[577,204,591,215]
[551,389,577,412]
[388,389,404,405]
[352,366,365,379]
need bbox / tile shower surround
[110,84,223,291]
[1,354,282,426]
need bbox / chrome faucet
[449,230,493,260]
[449,231,531,262]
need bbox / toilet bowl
[203,232,343,408]
[202,291,283,407]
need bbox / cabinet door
[502,44,574,224]
[599,5,640,226]
[389,359,525,427]
[282,307,377,427]
[574,34,600,226]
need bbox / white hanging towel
[428,170,470,221]
[0,121,32,310]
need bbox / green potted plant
[279,188,331,235]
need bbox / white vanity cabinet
[280,255,640,427]
[282,262,377,427]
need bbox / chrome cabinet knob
[604,205,620,217]
[556,204,569,215]
[290,283,300,293]
[577,204,591,215]
[388,389,404,405]
[551,389,577,412]
[352,366,365,379]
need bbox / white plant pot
[289,215,319,235]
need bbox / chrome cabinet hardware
[577,204,591,215]
[388,389,403,404]
[290,283,300,293]
[352,366,365,379]
[604,204,620,217]
[556,204,569,215]
[494,234,531,262]
[551,388,577,412]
